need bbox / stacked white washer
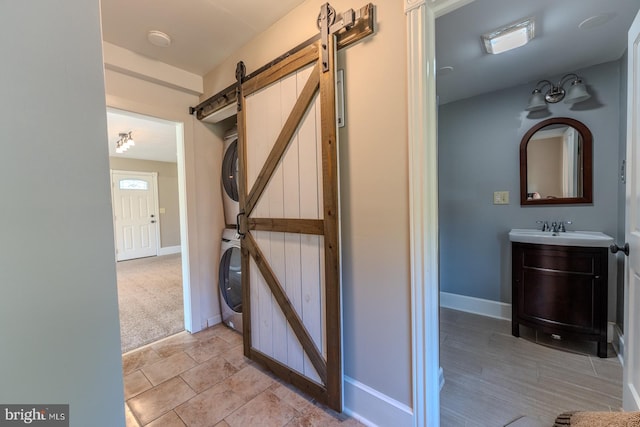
[219,125,242,333]
[221,126,239,227]
[218,228,242,333]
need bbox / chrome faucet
[536,220,550,231]
[558,220,572,232]
[536,220,572,232]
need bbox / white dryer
[218,228,242,333]
[221,126,239,227]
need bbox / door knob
[610,243,630,256]
[151,220,156,224]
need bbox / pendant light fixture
[115,132,135,154]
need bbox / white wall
[0,1,125,425]
[202,0,413,417]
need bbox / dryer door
[222,139,239,202]
[219,246,242,312]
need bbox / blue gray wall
[438,59,623,320]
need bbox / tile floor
[124,308,624,426]
[440,308,623,426]
[123,324,362,427]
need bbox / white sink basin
[509,229,614,247]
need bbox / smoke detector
[147,30,172,47]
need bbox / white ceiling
[100,0,640,161]
[436,0,640,105]
[100,0,307,76]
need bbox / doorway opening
[432,0,639,423]
[106,107,189,353]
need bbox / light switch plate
[493,191,509,205]
[159,207,166,214]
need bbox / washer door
[222,139,239,202]
[219,246,242,313]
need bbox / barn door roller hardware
[319,3,357,72]
[235,61,246,112]
[189,3,374,121]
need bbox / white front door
[623,8,640,411]
[111,171,159,261]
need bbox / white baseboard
[441,292,617,344]
[608,322,615,344]
[614,325,624,365]
[207,315,222,328]
[343,376,413,427]
[158,245,181,256]
[440,292,511,320]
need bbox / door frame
[623,7,640,411]
[106,106,195,333]
[110,169,161,260]
[404,0,475,425]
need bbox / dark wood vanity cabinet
[511,242,608,357]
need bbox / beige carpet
[117,254,184,353]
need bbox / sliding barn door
[236,36,341,410]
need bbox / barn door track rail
[189,2,374,121]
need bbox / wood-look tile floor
[122,324,363,427]
[440,308,623,427]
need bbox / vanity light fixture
[482,17,535,55]
[526,73,591,111]
[115,132,135,154]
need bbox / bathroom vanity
[509,229,613,358]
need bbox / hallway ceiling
[100,0,307,76]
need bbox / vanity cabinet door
[512,242,608,357]
[521,266,599,331]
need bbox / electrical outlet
[493,191,509,205]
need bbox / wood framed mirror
[520,117,593,205]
